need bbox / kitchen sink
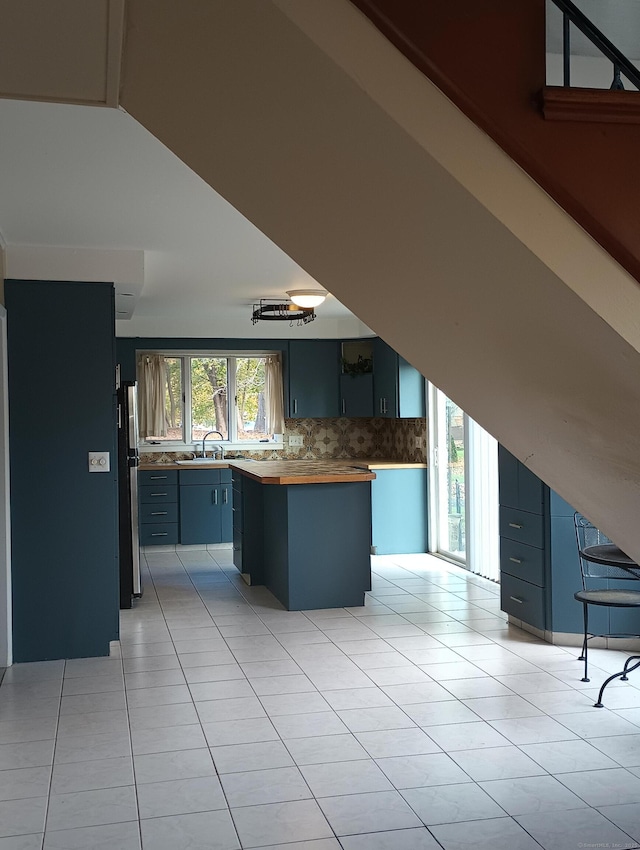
[176,458,229,465]
[176,458,255,465]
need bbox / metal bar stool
[574,513,640,707]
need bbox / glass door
[430,388,467,564]
[428,384,499,580]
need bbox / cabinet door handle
[292,398,298,415]
[341,399,346,415]
[151,532,168,537]
[508,522,523,529]
[150,511,168,516]
[509,557,522,564]
[150,492,168,497]
[212,489,218,505]
[509,595,524,604]
[379,397,384,415]
[383,397,388,414]
[149,475,168,480]
[223,488,228,504]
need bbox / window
[137,352,282,445]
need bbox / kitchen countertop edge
[139,459,386,485]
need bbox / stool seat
[574,589,640,607]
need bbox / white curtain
[265,354,284,435]
[138,354,167,438]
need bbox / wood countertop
[139,459,377,484]
[230,460,376,485]
[139,457,426,483]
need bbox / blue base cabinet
[233,474,372,610]
[232,471,264,584]
[139,470,179,545]
[498,447,607,636]
[371,468,428,555]
[179,469,232,544]
[139,468,232,546]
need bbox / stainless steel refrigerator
[117,379,142,607]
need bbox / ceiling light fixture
[251,299,316,325]
[286,289,328,308]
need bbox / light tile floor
[1,549,640,849]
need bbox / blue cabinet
[139,468,232,546]
[498,447,607,637]
[371,468,428,554]
[288,340,339,418]
[288,338,425,421]
[232,470,264,584]
[373,338,425,418]
[340,340,374,418]
[139,470,179,545]
[179,469,232,545]
[340,373,374,417]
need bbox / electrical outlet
[289,435,304,447]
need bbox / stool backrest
[574,512,633,585]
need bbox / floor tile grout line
[4,552,640,849]
[38,658,65,849]
[147,554,560,845]
[152,550,336,848]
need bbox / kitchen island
[230,460,376,610]
[138,456,425,610]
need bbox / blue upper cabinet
[340,340,374,417]
[288,340,340,418]
[340,373,374,417]
[288,338,425,420]
[373,338,425,418]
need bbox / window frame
[137,349,283,449]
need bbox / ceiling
[0,1,636,342]
[0,97,369,339]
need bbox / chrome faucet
[201,430,224,459]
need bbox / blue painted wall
[6,280,118,661]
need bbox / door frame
[427,383,468,566]
[0,305,12,667]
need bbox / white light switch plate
[289,435,304,446]
[88,451,110,472]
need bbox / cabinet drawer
[499,506,544,549]
[139,470,177,486]
[139,485,178,504]
[179,469,222,486]
[500,538,545,587]
[140,523,179,545]
[140,503,178,524]
[500,573,545,630]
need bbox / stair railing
[549,0,640,91]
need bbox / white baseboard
[140,543,233,553]
[506,615,640,651]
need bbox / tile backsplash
[140,417,427,464]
